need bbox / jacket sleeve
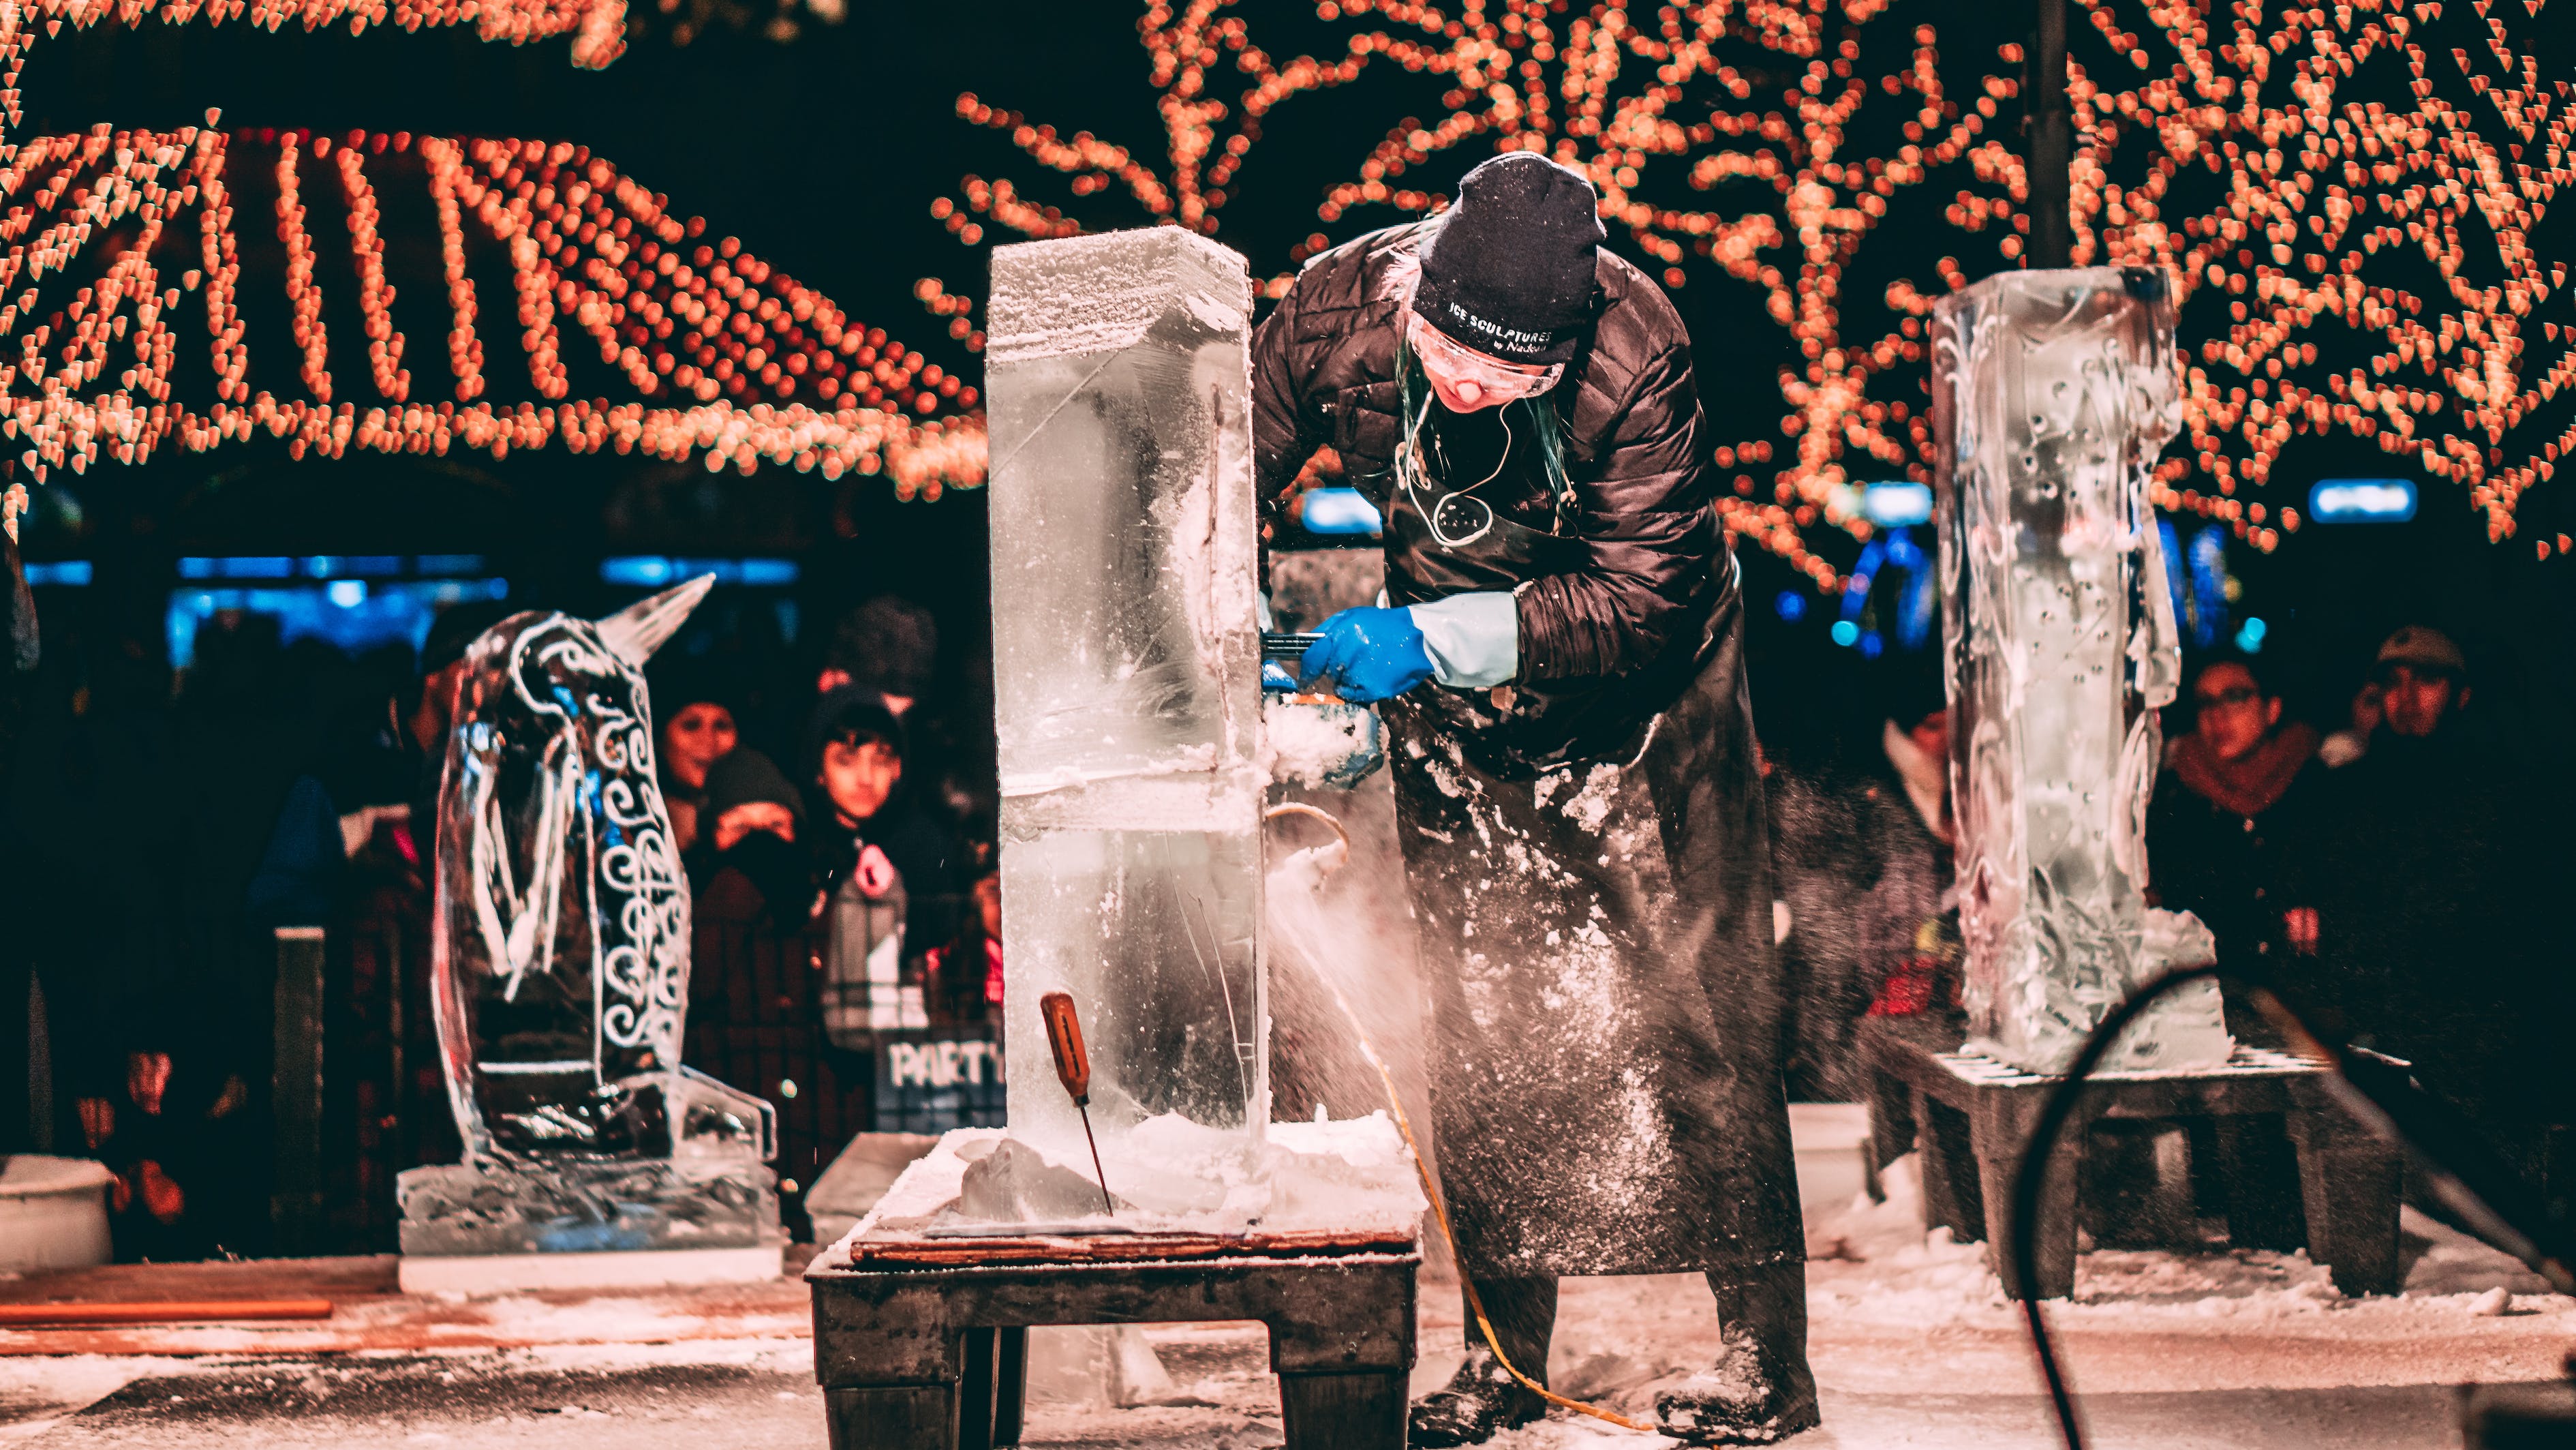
[1513,340,1715,682]
[1249,280,1319,539]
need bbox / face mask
[1407,313,1563,405]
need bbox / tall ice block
[984,228,1268,1206]
[1930,267,2230,1074]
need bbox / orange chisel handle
[1039,991,1092,1105]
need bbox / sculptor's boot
[1653,1263,1822,1445]
[1407,1346,1548,1447]
[1411,1275,1557,1447]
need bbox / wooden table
[807,1230,1418,1450]
[1860,1014,2402,1300]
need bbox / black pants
[1461,1260,1814,1394]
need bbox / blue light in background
[1860,481,1933,527]
[179,556,296,580]
[2158,518,2188,637]
[415,554,489,576]
[1857,631,1885,659]
[2188,524,2229,650]
[168,576,510,669]
[1773,590,1807,622]
[2307,478,2416,524]
[1841,538,1886,622]
[1300,487,1383,536]
[22,561,91,586]
[600,556,676,587]
[2235,616,2268,653]
[1830,620,1861,647]
[599,556,803,588]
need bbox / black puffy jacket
[1251,221,1721,691]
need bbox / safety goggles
[1406,313,1563,405]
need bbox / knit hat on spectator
[702,748,805,826]
[1413,153,1608,365]
[805,685,909,777]
[2375,625,2466,676]
[825,596,939,701]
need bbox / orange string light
[940,0,2573,581]
[0,123,986,495]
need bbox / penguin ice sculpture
[397,578,780,1280]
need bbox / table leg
[1916,1090,1984,1242]
[1278,1370,1409,1450]
[2286,1108,2402,1296]
[811,1282,966,1450]
[957,1327,998,1450]
[823,1387,955,1450]
[993,1327,1026,1447]
[1974,1097,2079,1301]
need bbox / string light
[0,0,632,84]
[0,123,986,494]
[2066,0,2571,551]
[940,0,2571,582]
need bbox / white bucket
[0,1155,115,1273]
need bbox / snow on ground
[5,1153,2566,1447]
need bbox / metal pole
[271,925,328,1254]
[2028,0,2072,268]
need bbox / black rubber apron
[1379,385,1801,1279]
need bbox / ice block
[1929,267,2232,1074]
[983,228,1268,1206]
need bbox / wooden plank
[0,1299,333,1328]
[0,1256,399,1305]
[840,1229,1415,1270]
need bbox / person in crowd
[806,686,962,1050]
[681,747,853,1241]
[654,672,741,854]
[685,746,805,888]
[336,601,519,1209]
[815,595,938,714]
[1763,668,1950,1102]
[2147,654,2318,981]
[2278,626,2558,1175]
[2316,676,2382,769]
[922,866,1002,1029]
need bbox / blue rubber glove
[1297,607,1435,703]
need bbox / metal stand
[1861,1014,2402,1299]
[808,1246,1418,1449]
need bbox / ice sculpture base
[396,1156,782,1260]
[831,1116,1426,1252]
[1967,907,2232,1076]
[397,1244,782,1295]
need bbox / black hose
[2007,965,2220,1450]
[2010,966,2576,1450]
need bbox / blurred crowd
[1767,622,2571,1211]
[9,579,2566,1262]
[1,588,1001,1255]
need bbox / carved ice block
[984,228,1267,1207]
[404,579,781,1265]
[1931,267,2232,1075]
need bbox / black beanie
[703,748,806,825]
[1413,153,1608,364]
